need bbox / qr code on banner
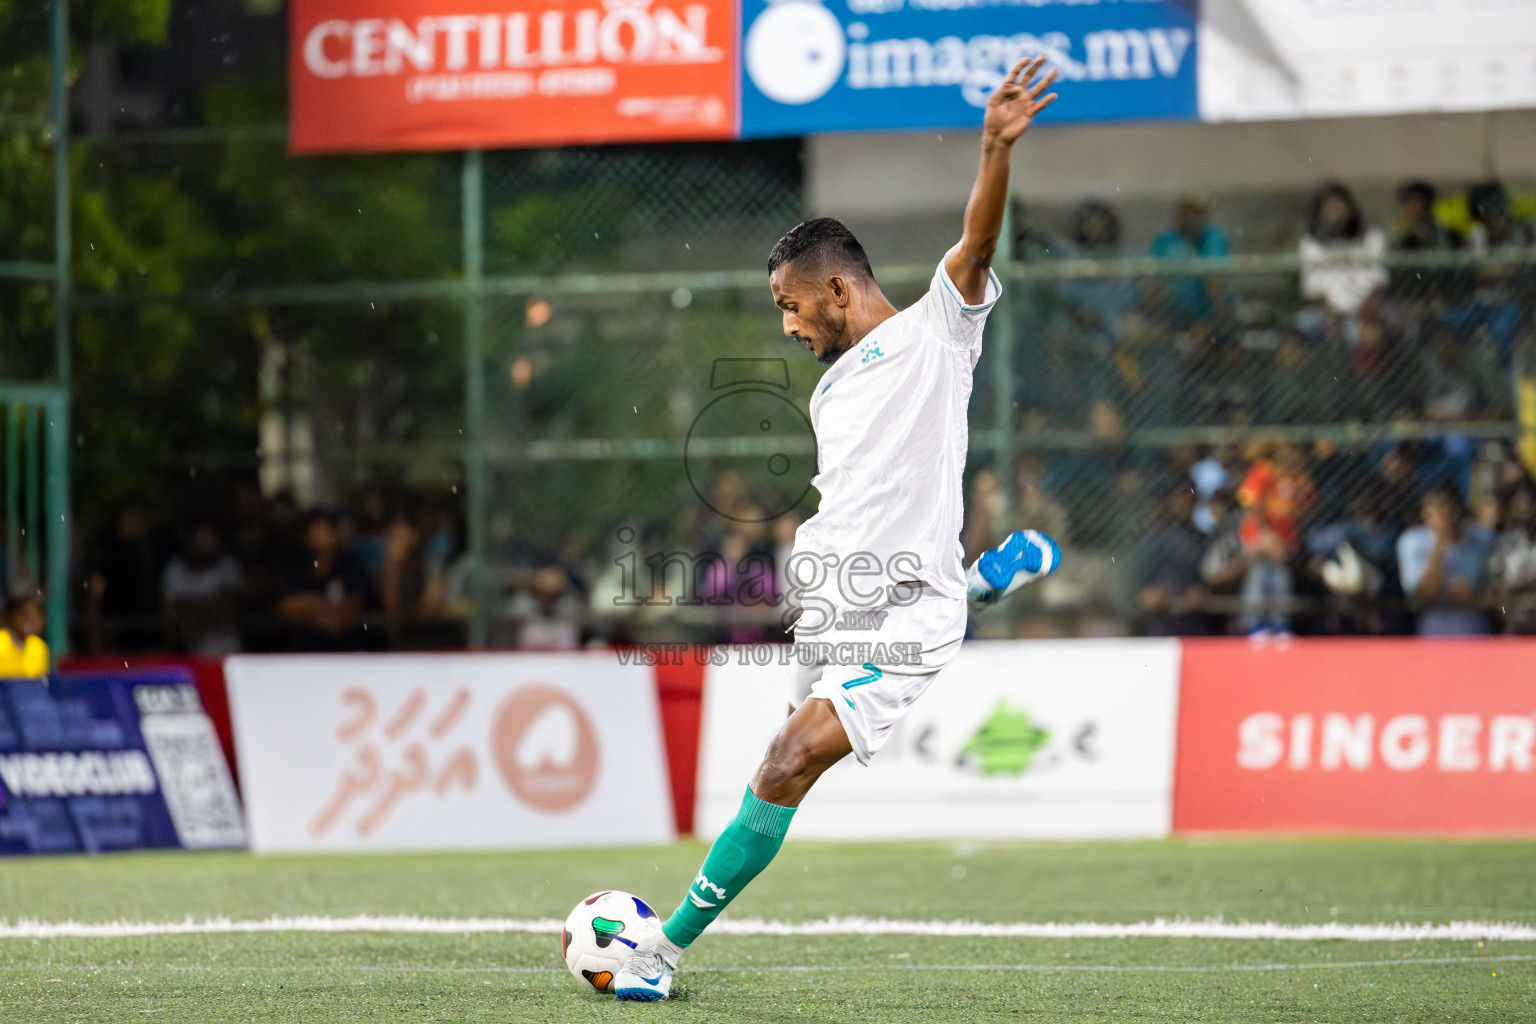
[139,713,247,849]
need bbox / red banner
[289,0,738,154]
[1173,639,1536,835]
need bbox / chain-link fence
[981,247,1536,640]
[4,8,1536,651]
[56,136,1536,650]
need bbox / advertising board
[226,653,674,851]
[739,0,1198,137]
[0,672,245,854]
[290,0,739,153]
[1174,639,1536,834]
[695,639,1183,840]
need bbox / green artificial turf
[1,838,1532,1022]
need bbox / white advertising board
[1200,0,1536,121]
[226,653,673,852]
[695,640,1182,841]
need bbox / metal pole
[47,0,72,655]
[24,405,40,580]
[462,150,489,647]
[4,407,17,580]
[991,200,1016,495]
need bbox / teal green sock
[662,786,796,948]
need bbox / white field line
[5,955,1536,977]
[2,915,1536,942]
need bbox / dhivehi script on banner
[226,653,674,851]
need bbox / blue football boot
[965,529,1062,607]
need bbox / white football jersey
[790,257,1000,602]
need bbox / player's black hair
[767,217,873,281]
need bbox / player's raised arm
[945,55,1059,305]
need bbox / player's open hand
[983,55,1058,148]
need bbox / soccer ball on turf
[561,890,662,993]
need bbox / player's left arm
[945,55,1059,305]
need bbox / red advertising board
[1174,639,1536,835]
[289,0,738,154]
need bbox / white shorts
[787,584,968,765]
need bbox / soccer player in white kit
[614,55,1062,1001]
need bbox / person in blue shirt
[1397,490,1495,635]
[1149,194,1232,327]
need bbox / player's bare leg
[613,700,850,1000]
[751,696,853,806]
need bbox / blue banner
[739,0,1198,138]
[0,672,245,855]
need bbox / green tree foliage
[3,2,464,532]
[4,1,806,560]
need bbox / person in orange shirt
[0,589,49,679]
[1236,442,1317,640]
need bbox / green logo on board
[957,701,1051,776]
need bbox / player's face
[770,265,847,366]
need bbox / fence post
[24,405,40,580]
[4,407,16,576]
[463,149,489,648]
[47,0,71,655]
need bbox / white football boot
[613,943,676,1001]
[966,529,1062,608]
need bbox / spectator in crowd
[1190,446,1233,535]
[1010,454,1070,546]
[161,522,243,655]
[1307,490,1407,634]
[508,566,584,650]
[1368,445,1426,531]
[1300,181,1388,316]
[85,500,166,653]
[378,508,454,648]
[1468,441,1534,512]
[1236,442,1317,638]
[1420,325,1507,422]
[1390,181,1457,251]
[1199,489,1247,600]
[1262,331,1350,424]
[1044,398,1151,549]
[346,487,391,586]
[1397,490,1495,635]
[699,468,754,555]
[963,466,1006,563]
[0,587,48,679]
[1488,487,1536,633]
[1057,200,1138,345]
[1466,181,1535,252]
[584,520,646,646]
[236,490,301,647]
[968,455,1078,640]
[275,510,375,651]
[1130,488,1218,636]
[1345,311,1435,424]
[1416,432,1479,503]
[702,530,778,644]
[1148,193,1232,328]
